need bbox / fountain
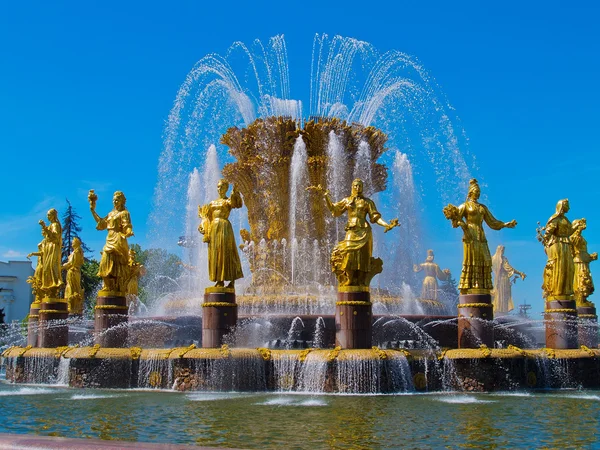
[2,34,600,399]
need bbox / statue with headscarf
[571,218,597,306]
[443,179,517,294]
[537,199,577,299]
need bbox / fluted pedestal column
[202,287,237,348]
[457,293,494,348]
[95,293,128,347]
[27,302,41,347]
[38,299,69,348]
[335,287,372,349]
[545,297,578,349]
[577,304,597,348]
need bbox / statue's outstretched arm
[482,204,516,230]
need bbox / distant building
[0,260,34,323]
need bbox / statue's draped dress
[330,195,381,275]
[97,209,132,290]
[206,193,244,282]
[572,232,595,303]
[41,221,63,294]
[456,201,505,292]
[415,262,449,300]
[492,253,517,312]
[64,246,84,310]
[543,214,574,298]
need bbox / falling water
[353,140,373,193]
[289,136,309,285]
[313,317,326,348]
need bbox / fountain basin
[3,346,600,393]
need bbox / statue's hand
[520,272,527,280]
[306,184,328,197]
[26,254,32,260]
[591,253,598,261]
[413,264,419,272]
[505,220,517,228]
[38,219,45,227]
[385,218,400,232]
[443,269,451,275]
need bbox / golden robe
[456,201,505,291]
[492,253,517,313]
[204,192,243,282]
[415,262,449,301]
[572,233,595,305]
[41,222,63,294]
[64,246,84,313]
[329,195,381,275]
[543,215,574,298]
[97,209,132,291]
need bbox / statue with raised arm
[198,180,244,288]
[309,178,399,287]
[38,209,63,298]
[571,218,597,306]
[88,190,134,295]
[491,245,526,314]
[443,179,516,294]
[538,199,577,300]
[413,249,450,301]
[63,237,84,314]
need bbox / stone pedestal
[27,302,41,347]
[545,298,578,349]
[202,288,237,348]
[335,288,372,349]
[457,293,494,348]
[38,299,69,348]
[577,304,597,348]
[95,294,129,347]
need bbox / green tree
[129,243,183,303]
[81,258,102,313]
[61,198,92,264]
[440,273,459,309]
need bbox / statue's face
[217,181,228,197]
[352,180,363,196]
[113,194,125,210]
[47,210,57,222]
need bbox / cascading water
[289,136,309,286]
[353,140,373,194]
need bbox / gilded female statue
[413,249,450,301]
[310,178,398,287]
[491,245,526,313]
[39,208,63,298]
[571,218,596,306]
[538,199,576,300]
[443,179,516,294]
[126,248,146,304]
[26,242,44,301]
[198,180,244,288]
[63,237,84,314]
[89,190,134,294]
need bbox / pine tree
[61,198,92,264]
[440,273,459,308]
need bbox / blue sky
[1,1,598,314]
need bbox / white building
[0,260,34,324]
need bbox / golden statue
[63,237,84,314]
[443,179,516,294]
[538,199,576,300]
[309,178,399,287]
[571,218,597,306]
[88,190,134,295]
[198,180,244,288]
[38,209,63,298]
[126,248,146,305]
[491,245,526,313]
[413,249,450,301]
[26,242,44,302]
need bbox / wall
[0,260,34,323]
